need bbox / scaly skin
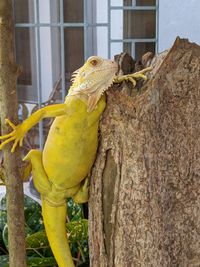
[0,56,151,266]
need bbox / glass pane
[64,28,84,90]
[136,0,156,6]
[15,28,32,85]
[111,42,123,59]
[111,0,123,6]
[96,0,108,23]
[135,42,155,60]
[96,27,108,58]
[39,0,60,23]
[124,0,132,6]
[124,10,156,38]
[124,0,156,6]
[14,0,35,23]
[15,28,37,102]
[64,0,84,23]
[39,27,61,102]
[111,10,123,39]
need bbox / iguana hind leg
[23,150,52,195]
[72,177,89,203]
[24,149,80,205]
[23,149,75,267]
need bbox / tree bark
[89,38,200,267]
[0,1,27,266]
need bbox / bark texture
[89,38,200,267]
[0,1,26,266]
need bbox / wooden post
[0,1,27,266]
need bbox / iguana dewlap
[0,56,151,267]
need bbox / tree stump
[89,38,200,267]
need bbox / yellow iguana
[0,56,151,267]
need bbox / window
[110,0,157,59]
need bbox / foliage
[0,194,89,266]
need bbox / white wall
[158,0,200,52]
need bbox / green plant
[0,194,89,267]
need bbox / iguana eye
[90,59,98,66]
[87,56,103,67]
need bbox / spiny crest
[70,68,80,83]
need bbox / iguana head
[68,56,118,112]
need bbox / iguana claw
[114,66,152,88]
[0,119,25,152]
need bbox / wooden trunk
[0,1,26,266]
[89,38,200,267]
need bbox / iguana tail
[41,196,75,267]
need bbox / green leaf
[26,219,88,250]
[24,195,44,232]
[26,256,57,267]
[66,219,88,242]
[2,225,8,250]
[67,198,84,221]
[26,230,49,249]
[0,194,44,233]
[0,211,7,233]
[0,231,7,255]
[0,198,7,233]
[0,255,56,267]
[0,255,9,267]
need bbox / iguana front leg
[114,66,152,87]
[0,103,68,152]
